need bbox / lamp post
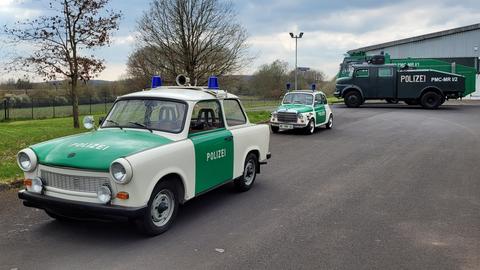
[289,32,304,90]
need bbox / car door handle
[224,136,233,142]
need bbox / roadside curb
[0,179,23,192]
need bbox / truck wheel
[386,98,398,104]
[270,125,279,133]
[344,92,362,108]
[325,115,333,129]
[234,153,258,192]
[137,181,179,236]
[420,92,442,109]
[303,119,315,135]
[404,99,419,105]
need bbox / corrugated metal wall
[365,29,480,59]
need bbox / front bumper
[18,190,147,219]
[270,122,308,128]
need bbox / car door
[353,68,376,98]
[314,94,326,125]
[376,67,395,98]
[189,100,234,195]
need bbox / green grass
[0,111,271,184]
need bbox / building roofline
[348,23,480,54]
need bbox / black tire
[386,98,399,104]
[303,119,315,135]
[344,91,362,108]
[404,99,419,105]
[270,125,279,133]
[325,115,333,129]
[420,91,442,109]
[137,180,179,236]
[234,153,258,192]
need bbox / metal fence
[0,96,117,121]
[0,96,280,121]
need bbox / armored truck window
[354,69,369,78]
[378,68,393,77]
[103,99,187,133]
[223,99,247,126]
[190,100,224,133]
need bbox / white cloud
[0,0,41,20]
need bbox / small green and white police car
[17,76,271,235]
[270,90,333,134]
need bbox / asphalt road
[1,102,479,270]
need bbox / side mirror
[83,116,95,130]
[99,116,105,126]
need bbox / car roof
[286,90,326,95]
[120,86,239,101]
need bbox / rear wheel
[270,125,279,133]
[234,153,258,192]
[325,115,333,129]
[137,181,179,236]
[344,91,362,108]
[420,91,442,109]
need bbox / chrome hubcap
[328,117,333,127]
[151,189,174,227]
[244,159,256,186]
[309,121,314,133]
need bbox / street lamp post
[289,32,304,90]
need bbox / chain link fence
[0,96,281,121]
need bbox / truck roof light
[151,76,162,88]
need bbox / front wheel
[270,125,279,133]
[234,153,258,192]
[137,181,179,236]
[325,115,333,129]
[303,119,315,135]
[344,91,362,108]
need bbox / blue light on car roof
[208,76,219,89]
[311,83,316,91]
[151,76,162,88]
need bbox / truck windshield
[102,99,187,133]
[283,93,313,105]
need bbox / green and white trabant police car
[270,90,333,134]
[17,76,271,236]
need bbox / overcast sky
[0,0,479,82]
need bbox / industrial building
[348,23,480,97]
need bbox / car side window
[223,99,247,126]
[189,100,224,133]
[378,68,393,77]
[315,94,323,105]
[321,94,327,104]
[355,69,369,78]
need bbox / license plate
[280,124,293,129]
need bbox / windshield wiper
[105,119,123,130]
[128,121,153,133]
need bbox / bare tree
[133,0,248,84]
[4,0,121,128]
[250,60,289,98]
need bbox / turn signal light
[24,179,32,187]
[116,192,129,200]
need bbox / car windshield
[102,99,187,133]
[282,93,313,105]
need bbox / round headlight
[30,177,44,194]
[17,148,38,172]
[110,159,133,184]
[97,185,112,204]
[297,113,304,119]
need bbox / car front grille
[277,112,298,123]
[41,170,109,193]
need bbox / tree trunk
[71,79,80,128]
